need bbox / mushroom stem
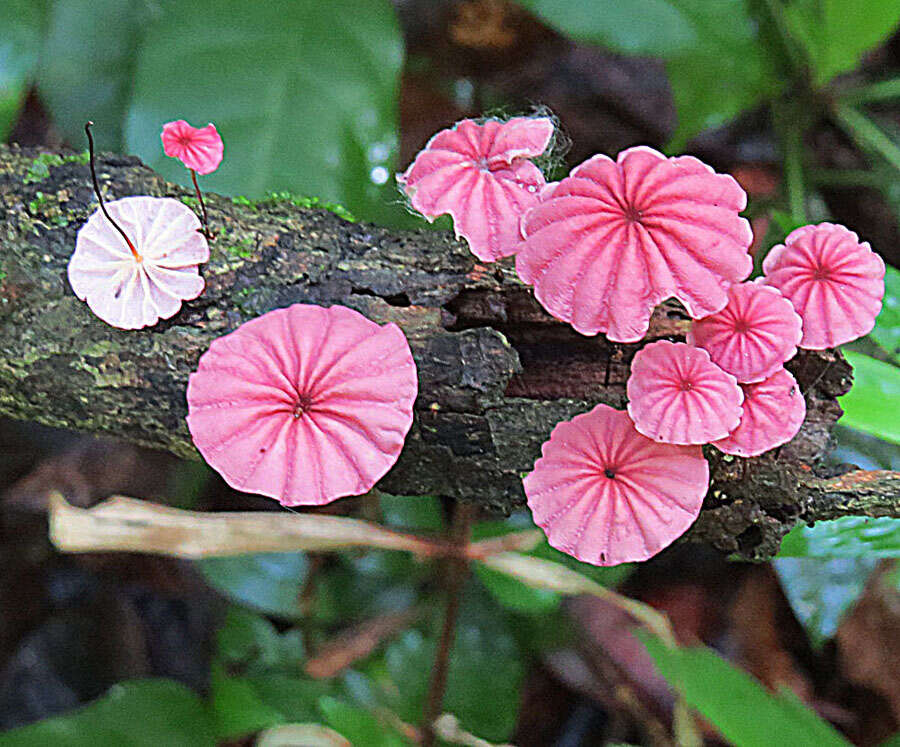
[84,122,141,262]
[190,168,213,241]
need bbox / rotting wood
[2,144,898,560]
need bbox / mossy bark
[1,144,897,559]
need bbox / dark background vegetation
[1,0,900,744]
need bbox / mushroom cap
[712,368,806,457]
[761,222,885,350]
[397,117,554,262]
[161,119,224,174]
[516,146,753,342]
[186,304,418,506]
[687,282,803,383]
[524,404,708,566]
[627,340,744,445]
[67,196,209,329]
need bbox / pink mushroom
[398,116,554,261]
[516,146,753,342]
[68,196,209,329]
[687,282,803,383]
[161,120,224,175]
[525,404,709,566]
[186,304,418,506]
[761,223,885,350]
[626,341,744,445]
[712,368,806,457]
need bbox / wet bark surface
[1,144,897,559]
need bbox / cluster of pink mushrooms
[67,115,886,568]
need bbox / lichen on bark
[1,143,897,560]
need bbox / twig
[421,503,473,747]
[833,103,900,173]
[841,76,900,105]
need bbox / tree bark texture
[1,144,897,560]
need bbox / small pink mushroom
[398,116,554,262]
[186,304,418,506]
[626,341,744,445]
[68,196,209,329]
[761,223,885,350]
[516,146,753,342]
[161,120,224,175]
[712,368,806,457]
[687,282,803,383]
[525,404,709,566]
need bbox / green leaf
[36,0,151,149]
[639,634,851,747]
[515,0,779,148]
[785,0,900,84]
[515,0,698,55]
[474,563,561,614]
[840,352,900,444]
[124,0,409,226]
[216,607,305,674]
[777,516,900,558]
[0,0,46,139]
[317,697,406,747]
[197,552,309,620]
[212,671,331,739]
[0,679,215,746]
[379,494,444,532]
[774,557,877,643]
[384,595,524,742]
[870,265,900,363]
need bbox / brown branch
[1,144,898,560]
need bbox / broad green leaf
[870,265,900,363]
[384,592,525,741]
[515,0,698,55]
[785,0,900,84]
[124,0,409,226]
[515,0,779,148]
[773,557,877,643]
[212,670,331,739]
[0,0,46,139]
[379,493,444,532]
[37,0,153,149]
[778,516,900,558]
[640,634,851,747]
[317,697,406,747]
[0,679,215,747]
[197,552,309,620]
[216,607,305,674]
[474,563,561,614]
[840,352,900,444]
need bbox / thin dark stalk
[85,122,140,260]
[421,503,472,747]
[190,168,213,240]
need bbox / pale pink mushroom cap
[627,341,744,445]
[397,116,554,262]
[186,304,418,507]
[687,282,803,383]
[525,404,708,566]
[761,222,885,350]
[161,120,224,175]
[712,368,806,457]
[67,196,209,330]
[516,146,754,342]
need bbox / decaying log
[1,144,897,560]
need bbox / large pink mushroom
[626,341,744,445]
[516,146,753,342]
[712,368,806,457]
[761,223,885,350]
[186,304,418,506]
[525,404,709,566]
[398,116,554,262]
[687,282,803,383]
